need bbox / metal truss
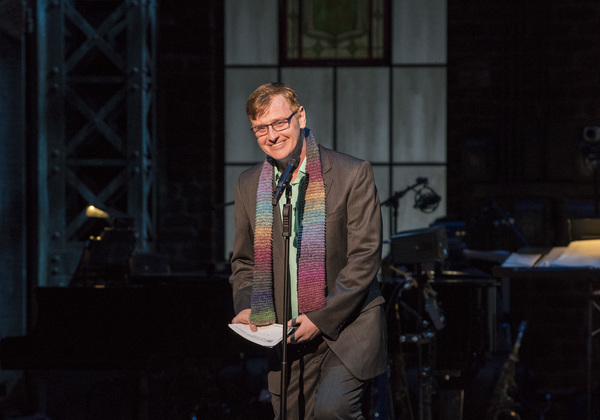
[35,0,156,286]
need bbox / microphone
[415,177,428,185]
[272,157,300,206]
[414,191,441,211]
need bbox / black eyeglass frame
[250,110,298,137]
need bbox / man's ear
[298,106,307,129]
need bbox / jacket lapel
[321,146,333,200]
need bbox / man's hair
[246,82,300,120]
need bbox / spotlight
[85,205,110,219]
[85,204,133,229]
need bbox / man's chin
[269,150,292,164]
[278,154,297,166]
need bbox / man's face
[249,95,306,163]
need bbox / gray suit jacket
[230,143,387,381]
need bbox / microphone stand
[278,183,293,420]
[381,177,428,237]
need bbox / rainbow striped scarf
[250,132,327,326]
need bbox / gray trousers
[269,338,366,420]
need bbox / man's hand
[287,314,321,344]
[231,308,258,332]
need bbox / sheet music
[536,247,567,267]
[548,240,600,268]
[501,252,543,268]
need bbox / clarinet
[485,320,528,420]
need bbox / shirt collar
[275,157,306,184]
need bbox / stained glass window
[281,0,390,65]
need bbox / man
[229,82,387,419]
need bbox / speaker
[390,225,448,264]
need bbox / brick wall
[448,1,600,249]
[448,2,600,416]
[155,0,225,272]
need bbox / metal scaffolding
[35,0,156,286]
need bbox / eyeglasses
[250,111,297,137]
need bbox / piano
[0,275,248,370]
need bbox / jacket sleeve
[306,159,383,340]
[229,174,255,315]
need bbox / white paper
[501,253,542,268]
[228,323,287,348]
[536,247,567,267]
[548,240,600,268]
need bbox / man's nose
[266,125,279,141]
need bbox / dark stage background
[0,1,599,419]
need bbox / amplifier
[390,225,448,264]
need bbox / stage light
[579,126,600,216]
[580,126,600,166]
[85,204,133,229]
[85,205,110,219]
